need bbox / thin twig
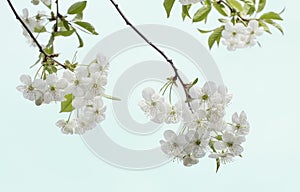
[109,0,192,111]
[6,0,66,69]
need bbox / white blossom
[63,67,90,97]
[231,111,250,135]
[160,130,187,158]
[138,87,167,123]
[164,102,182,124]
[185,129,209,158]
[56,119,77,135]
[16,75,45,102]
[222,21,264,50]
[89,53,109,76]
[209,152,234,164]
[43,74,68,104]
[214,131,245,156]
[84,97,106,123]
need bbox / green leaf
[74,13,83,21]
[198,28,214,34]
[61,19,70,31]
[218,18,229,23]
[245,4,256,15]
[44,45,53,55]
[259,21,271,34]
[208,26,225,49]
[216,158,221,173]
[213,2,228,17]
[60,94,74,113]
[103,94,121,101]
[34,26,47,33]
[257,0,266,13]
[227,0,243,12]
[74,21,98,35]
[55,29,75,37]
[163,0,175,18]
[75,30,84,48]
[182,4,192,20]
[192,6,212,22]
[67,1,87,15]
[192,78,198,86]
[264,19,284,35]
[260,12,283,20]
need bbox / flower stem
[108,0,192,111]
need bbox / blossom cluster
[21,8,48,47]
[17,53,109,135]
[222,20,264,51]
[139,81,250,167]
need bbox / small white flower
[246,20,264,37]
[63,68,90,97]
[85,72,106,99]
[43,74,68,104]
[179,0,201,5]
[160,130,187,158]
[231,111,250,135]
[138,87,167,123]
[206,103,225,122]
[185,129,209,158]
[16,75,45,102]
[214,131,245,156]
[222,22,246,40]
[56,119,77,135]
[164,102,182,124]
[190,81,217,105]
[84,97,106,123]
[75,116,97,134]
[89,53,109,76]
[21,9,36,32]
[209,152,234,164]
[184,109,207,129]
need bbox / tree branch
[109,0,192,110]
[6,0,66,69]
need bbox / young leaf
[163,0,176,18]
[61,19,70,31]
[55,29,75,37]
[192,78,198,86]
[259,21,271,34]
[198,28,214,34]
[182,4,192,20]
[259,12,283,20]
[213,2,228,17]
[264,19,284,35]
[227,0,243,12]
[216,158,221,173]
[193,6,212,22]
[218,18,229,23]
[103,94,121,101]
[68,1,87,15]
[34,26,47,33]
[74,21,98,35]
[208,26,224,49]
[75,30,84,48]
[60,94,74,113]
[257,0,266,13]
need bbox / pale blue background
[0,0,298,191]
